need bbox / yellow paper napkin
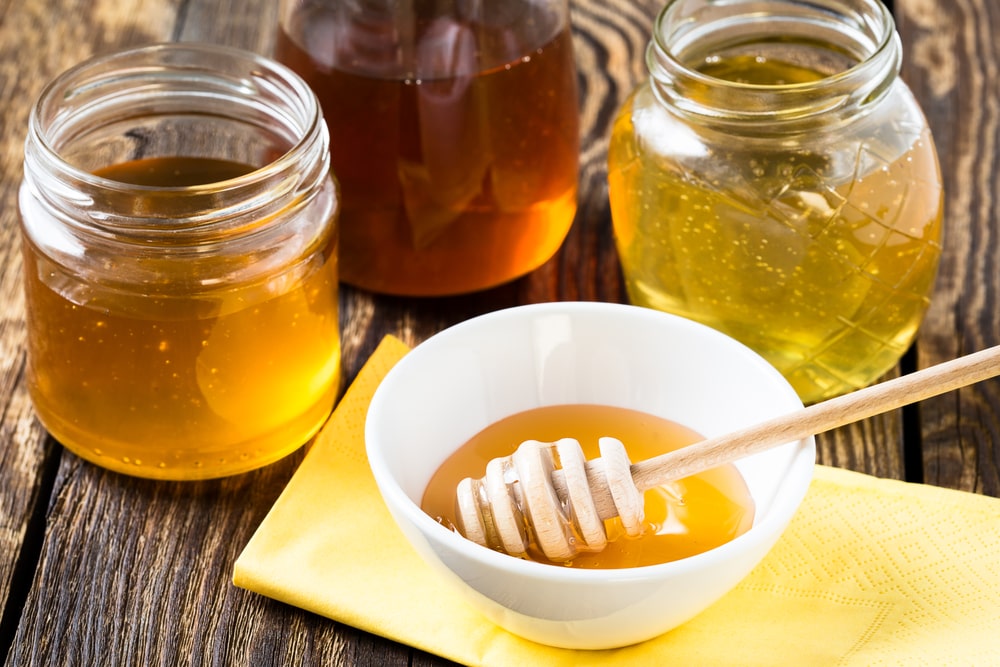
[234,336,1000,666]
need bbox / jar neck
[646,0,901,132]
[22,43,331,248]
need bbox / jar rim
[647,0,901,125]
[27,41,325,198]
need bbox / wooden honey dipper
[454,344,1000,562]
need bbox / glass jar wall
[608,0,943,403]
[19,44,342,480]
[276,0,580,296]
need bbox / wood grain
[897,0,1000,495]
[0,0,177,632]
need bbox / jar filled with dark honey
[276,0,580,296]
[19,44,342,480]
[608,0,943,403]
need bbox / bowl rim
[365,301,815,580]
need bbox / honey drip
[421,405,755,569]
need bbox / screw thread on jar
[646,0,902,131]
[23,43,334,248]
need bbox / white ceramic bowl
[366,302,814,649]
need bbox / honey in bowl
[421,404,755,569]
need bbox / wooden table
[1,0,996,663]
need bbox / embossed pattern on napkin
[741,466,1000,665]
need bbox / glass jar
[276,0,580,296]
[19,44,341,480]
[608,0,943,404]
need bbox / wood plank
[174,0,278,53]
[896,0,1000,496]
[7,452,458,664]
[0,0,179,635]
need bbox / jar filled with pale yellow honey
[608,0,943,403]
[19,44,341,480]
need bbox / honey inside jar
[21,156,341,480]
[276,9,580,296]
[421,404,755,569]
[608,51,943,403]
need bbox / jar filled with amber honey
[608,0,943,403]
[19,44,341,480]
[276,0,580,296]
